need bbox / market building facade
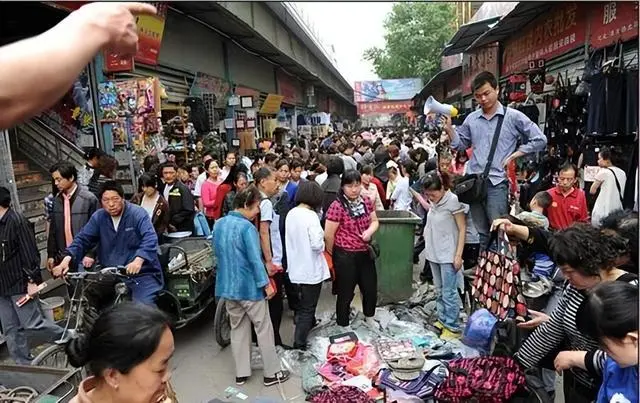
[417,0,639,210]
[0,1,356,266]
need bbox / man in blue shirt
[444,71,547,246]
[52,181,163,306]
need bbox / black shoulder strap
[483,109,507,178]
[616,272,638,283]
[606,167,624,204]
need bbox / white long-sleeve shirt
[284,206,330,285]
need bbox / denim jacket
[213,212,269,301]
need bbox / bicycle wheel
[214,299,230,348]
[31,344,69,368]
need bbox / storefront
[459,1,639,208]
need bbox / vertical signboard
[462,44,499,95]
[134,2,168,65]
[589,2,639,49]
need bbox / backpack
[434,356,526,403]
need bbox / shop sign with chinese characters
[134,2,169,65]
[356,101,412,115]
[462,44,499,95]
[589,2,639,49]
[502,2,586,75]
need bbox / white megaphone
[423,96,459,117]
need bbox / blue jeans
[0,295,64,364]
[469,181,509,247]
[429,262,461,332]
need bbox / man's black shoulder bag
[453,110,506,204]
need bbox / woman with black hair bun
[67,302,175,403]
[599,209,639,275]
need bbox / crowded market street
[0,2,637,403]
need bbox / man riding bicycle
[52,181,164,306]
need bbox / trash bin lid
[376,210,422,224]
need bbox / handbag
[471,229,529,322]
[453,111,506,204]
[367,239,380,260]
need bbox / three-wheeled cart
[157,236,216,329]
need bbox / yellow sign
[259,94,284,115]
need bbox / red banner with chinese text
[357,101,412,115]
[502,2,587,76]
[134,2,168,65]
[589,2,639,49]
[103,51,134,73]
[463,44,499,95]
[276,72,303,105]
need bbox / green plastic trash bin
[373,210,422,305]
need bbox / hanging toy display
[99,77,160,157]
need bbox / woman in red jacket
[211,166,240,220]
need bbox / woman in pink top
[201,159,221,228]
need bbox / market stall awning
[466,2,553,52]
[442,16,501,56]
[414,66,462,100]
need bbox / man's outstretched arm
[0,2,156,129]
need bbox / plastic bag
[462,309,497,355]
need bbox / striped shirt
[516,274,638,390]
[0,208,41,296]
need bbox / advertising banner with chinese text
[134,2,168,65]
[502,2,587,76]
[589,2,639,49]
[463,44,499,95]
[357,101,413,115]
[354,79,423,103]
